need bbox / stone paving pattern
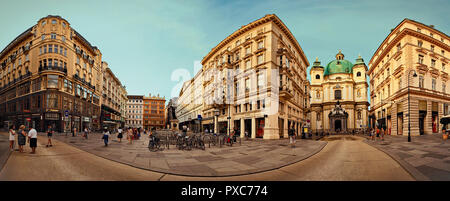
[33,132,326,177]
[364,134,450,181]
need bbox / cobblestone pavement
[26,132,327,177]
[364,134,450,181]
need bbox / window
[258,41,264,49]
[334,90,342,100]
[235,40,240,47]
[431,45,434,52]
[316,74,320,79]
[418,55,424,64]
[235,82,239,95]
[430,33,433,38]
[64,48,67,57]
[431,59,436,67]
[25,54,29,61]
[257,54,263,64]
[52,19,57,24]
[49,44,53,53]
[418,40,422,47]
[42,21,46,26]
[417,28,421,33]
[357,72,361,77]
[245,79,250,92]
[443,63,446,71]
[47,93,58,109]
[54,45,58,54]
[245,60,251,69]
[51,33,56,39]
[42,35,45,40]
[64,79,72,93]
[286,58,290,68]
[47,75,59,88]
[432,78,436,90]
[398,79,402,90]
[246,47,251,55]
[257,73,264,88]
[419,75,424,88]
[62,22,66,28]
[39,47,42,54]
[397,43,401,51]
[62,36,65,42]
[76,57,80,64]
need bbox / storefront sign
[83,117,91,122]
[45,113,59,120]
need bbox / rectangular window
[77,57,80,64]
[51,33,56,39]
[245,79,250,92]
[246,47,251,55]
[47,93,58,109]
[431,59,436,67]
[432,78,436,90]
[43,45,47,53]
[62,36,65,42]
[419,75,424,88]
[47,75,59,88]
[418,41,422,47]
[258,41,264,49]
[49,44,53,53]
[54,45,58,54]
[64,48,67,57]
[245,60,251,69]
[60,46,63,54]
[257,55,263,65]
[418,55,424,64]
[39,47,42,54]
[42,35,45,40]
[431,45,434,52]
[257,73,264,88]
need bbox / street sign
[64,110,69,117]
[198,115,202,121]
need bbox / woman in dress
[17,125,27,153]
[9,125,16,151]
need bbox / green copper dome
[323,51,354,76]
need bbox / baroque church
[309,51,369,132]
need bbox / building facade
[143,93,166,130]
[126,95,143,128]
[0,15,103,132]
[176,14,310,139]
[101,62,127,130]
[310,51,369,133]
[369,19,450,136]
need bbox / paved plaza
[364,134,450,181]
[10,132,327,177]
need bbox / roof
[324,59,353,76]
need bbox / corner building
[0,15,102,132]
[369,19,450,136]
[178,14,310,139]
[309,51,369,133]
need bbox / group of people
[370,125,386,141]
[8,124,39,154]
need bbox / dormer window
[52,20,57,24]
[315,74,320,79]
[357,72,361,77]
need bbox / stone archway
[329,101,348,133]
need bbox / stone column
[240,118,245,138]
[214,115,218,134]
[425,101,432,135]
[251,117,256,139]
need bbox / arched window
[315,74,320,79]
[357,72,362,77]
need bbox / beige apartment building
[0,15,103,132]
[126,95,143,128]
[177,14,310,139]
[369,19,450,136]
[101,62,127,130]
[310,51,369,133]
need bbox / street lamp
[214,109,220,134]
[408,69,418,142]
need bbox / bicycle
[148,135,162,152]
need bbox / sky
[1,0,449,103]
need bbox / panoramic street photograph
[0,0,449,199]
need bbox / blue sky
[1,0,449,103]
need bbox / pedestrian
[381,126,385,141]
[102,128,110,147]
[17,125,27,153]
[83,127,89,140]
[289,125,296,147]
[205,128,209,134]
[9,125,16,151]
[46,125,54,147]
[117,127,123,143]
[127,127,133,144]
[72,127,77,137]
[376,126,380,141]
[244,130,249,140]
[28,126,38,154]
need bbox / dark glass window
[335,90,342,100]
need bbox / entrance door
[419,111,426,135]
[397,113,403,135]
[244,119,252,138]
[278,118,284,138]
[335,119,342,132]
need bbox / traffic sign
[64,110,69,117]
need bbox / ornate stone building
[310,51,369,133]
[369,19,449,136]
[177,14,310,139]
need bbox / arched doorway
[329,101,348,133]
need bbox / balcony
[279,85,293,100]
[73,74,96,90]
[39,65,67,74]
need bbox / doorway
[335,119,342,132]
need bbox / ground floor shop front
[370,94,450,136]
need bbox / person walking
[9,125,16,151]
[72,127,77,137]
[127,127,133,144]
[381,126,385,141]
[17,125,27,153]
[28,126,38,154]
[244,130,249,140]
[46,125,54,147]
[83,127,89,140]
[289,125,296,147]
[102,128,110,147]
[117,127,123,143]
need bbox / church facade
[309,51,370,133]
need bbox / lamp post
[214,109,220,134]
[408,69,418,142]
